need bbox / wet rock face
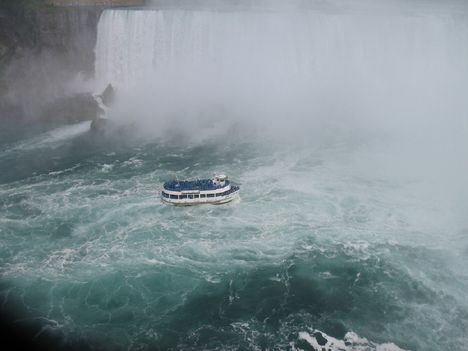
[0,3,110,74]
[36,6,105,74]
[90,117,137,138]
[49,0,144,5]
[0,15,17,66]
[90,115,111,131]
[0,2,42,66]
[39,93,104,123]
[0,6,103,121]
[1,2,143,122]
[99,84,115,107]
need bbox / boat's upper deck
[163,179,230,192]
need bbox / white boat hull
[161,189,239,206]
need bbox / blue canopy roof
[163,178,230,191]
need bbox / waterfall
[93,6,468,138]
[95,7,468,87]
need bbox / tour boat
[161,174,240,205]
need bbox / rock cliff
[0,0,144,121]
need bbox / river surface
[1,118,467,350]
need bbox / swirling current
[0,119,467,351]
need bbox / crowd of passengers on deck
[163,179,229,191]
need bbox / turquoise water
[1,120,467,350]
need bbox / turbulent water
[2,117,468,351]
[2,2,468,351]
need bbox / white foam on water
[0,147,467,349]
[99,163,114,173]
[48,164,82,176]
[298,329,408,351]
[1,121,91,155]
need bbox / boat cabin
[161,174,239,205]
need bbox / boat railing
[161,185,239,200]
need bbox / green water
[0,120,467,350]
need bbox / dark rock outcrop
[1,1,146,74]
[0,14,19,68]
[90,117,137,137]
[90,116,111,132]
[98,83,115,107]
[39,92,104,123]
[35,5,108,75]
[0,1,144,122]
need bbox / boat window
[162,192,169,198]
[194,194,199,198]
[170,194,178,199]
[200,194,206,198]
[180,195,188,199]
[188,195,193,199]
[207,193,214,198]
